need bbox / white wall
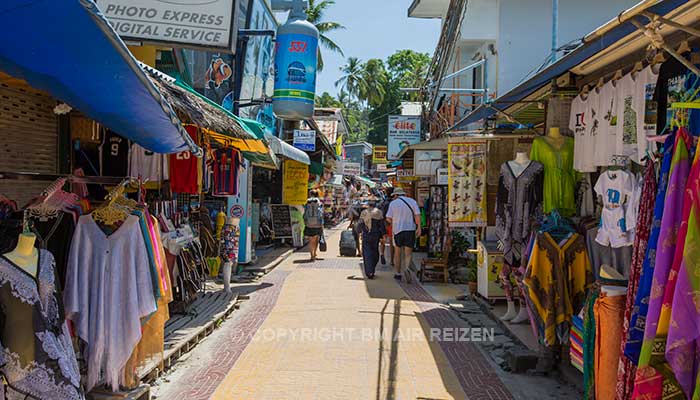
[460,0,499,41]
[495,0,638,96]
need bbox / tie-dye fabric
[625,133,676,363]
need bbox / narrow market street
[152,224,578,400]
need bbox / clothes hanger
[612,69,623,82]
[595,77,605,90]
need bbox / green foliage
[323,50,429,146]
[315,92,342,108]
[305,0,344,71]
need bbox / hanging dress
[625,132,676,363]
[633,128,693,399]
[616,160,657,400]
[495,161,544,267]
[529,136,577,216]
[664,138,700,398]
[0,250,84,400]
[523,232,592,346]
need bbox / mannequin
[545,127,565,149]
[4,232,39,276]
[507,152,532,178]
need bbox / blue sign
[273,32,318,105]
[293,129,316,151]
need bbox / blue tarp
[0,0,201,156]
[450,0,689,131]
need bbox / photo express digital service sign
[101,0,237,51]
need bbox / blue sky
[303,0,442,96]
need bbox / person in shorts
[303,190,324,261]
[385,187,421,282]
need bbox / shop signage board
[447,141,488,227]
[372,145,388,164]
[414,150,442,176]
[270,204,293,238]
[101,0,238,52]
[436,167,448,185]
[387,115,421,160]
[341,162,361,176]
[282,160,309,205]
[376,164,390,173]
[293,129,316,151]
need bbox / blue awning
[0,0,200,156]
[450,0,689,131]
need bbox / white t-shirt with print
[571,93,596,173]
[128,143,169,182]
[596,81,619,166]
[615,67,659,164]
[386,196,420,234]
[594,170,635,248]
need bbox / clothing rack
[0,171,127,185]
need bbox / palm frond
[319,34,344,56]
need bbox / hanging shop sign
[341,162,361,176]
[293,129,316,151]
[414,150,442,177]
[101,0,238,52]
[376,164,390,173]
[436,167,448,185]
[282,160,309,205]
[387,115,421,160]
[372,145,388,164]
[270,204,293,238]
[272,17,319,120]
[448,141,488,227]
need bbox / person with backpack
[357,197,386,279]
[385,187,421,283]
[303,190,324,261]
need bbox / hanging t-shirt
[594,169,635,248]
[615,67,660,164]
[597,81,619,166]
[653,54,700,135]
[128,143,169,183]
[213,148,242,196]
[100,130,130,177]
[169,126,199,194]
[571,93,596,172]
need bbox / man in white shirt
[385,187,421,283]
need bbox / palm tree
[360,59,387,107]
[335,57,364,100]
[305,0,344,71]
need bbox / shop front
[442,1,700,398]
[0,2,275,398]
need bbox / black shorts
[394,230,416,248]
[304,227,323,237]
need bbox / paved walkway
[153,226,518,400]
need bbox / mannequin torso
[544,127,566,150]
[4,233,39,276]
[507,152,531,178]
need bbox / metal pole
[551,0,558,62]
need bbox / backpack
[304,199,323,228]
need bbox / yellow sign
[447,142,488,227]
[282,160,309,206]
[372,145,388,164]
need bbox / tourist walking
[357,197,385,279]
[385,187,421,282]
[303,190,324,261]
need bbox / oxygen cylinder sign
[273,27,318,120]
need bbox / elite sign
[101,0,238,52]
[387,115,421,160]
